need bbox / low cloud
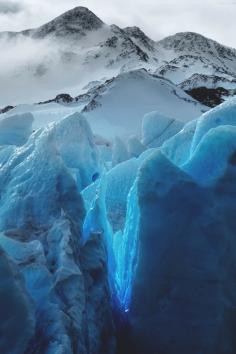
[0,0,23,14]
[0,33,108,106]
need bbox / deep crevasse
[113,181,140,312]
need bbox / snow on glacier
[3,102,85,130]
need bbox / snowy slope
[2,102,85,130]
[1,69,207,140]
[80,69,208,137]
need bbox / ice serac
[161,119,197,166]
[0,112,33,146]
[112,137,129,167]
[162,99,236,167]
[127,136,145,158]
[190,98,236,154]
[0,113,115,354]
[142,111,184,148]
[113,100,236,354]
[0,246,35,354]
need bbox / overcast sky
[0,0,235,47]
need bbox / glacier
[0,98,236,353]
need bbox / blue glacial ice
[161,118,197,166]
[1,99,236,354]
[111,99,236,353]
[0,112,115,354]
[142,111,184,148]
[112,136,129,167]
[0,113,33,146]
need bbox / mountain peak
[33,6,104,39]
[157,31,236,62]
[158,31,213,51]
[123,26,155,50]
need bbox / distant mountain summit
[1,6,104,39]
[158,31,236,57]
[32,6,104,38]
[156,32,236,81]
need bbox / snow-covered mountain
[156,32,236,82]
[1,7,236,107]
[179,74,236,91]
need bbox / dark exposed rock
[38,93,74,105]
[82,98,102,112]
[0,105,14,114]
[186,87,232,107]
[123,26,155,52]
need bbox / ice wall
[0,112,115,354]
